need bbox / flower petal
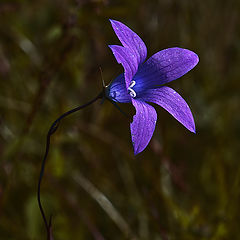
[109,45,138,88]
[133,47,199,91]
[140,87,195,133]
[110,19,147,64]
[106,73,131,103]
[131,99,157,155]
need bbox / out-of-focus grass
[0,0,240,239]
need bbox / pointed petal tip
[133,146,141,155]
[188,123,196,134]
[178,47,199,66]
[109,19,114,24]
[109,19,120,26]
[133,150,139,156]
[192,51,199,66]
[187,49,199,69]
[189,117,196,134]
[108,44,113,49]
[175,47,199,66]
[133,147,145,156]
[185,117,196,134]
[190,127,196,134]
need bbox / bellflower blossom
[105,20,199,155]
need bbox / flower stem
[37,91,103,240]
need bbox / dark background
[0,0,240,239]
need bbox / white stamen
[128,81,137,98]
[129,80,136,88]
[129,89,137,98]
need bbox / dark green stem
[37,92,103,240]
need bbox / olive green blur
[0,0,240,239]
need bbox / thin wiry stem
[37,92,103,240]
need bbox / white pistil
[128,80,137,98]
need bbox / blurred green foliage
[0,0,240,239]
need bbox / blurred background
[0,0,240,239]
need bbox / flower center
[128,80,137,98]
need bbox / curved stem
[37,92,103,239]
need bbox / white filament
[128,81,137,98]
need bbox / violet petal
[107,73,131,103]
[131,99,157,155]
[110,19,147,64]
[109,45,138,89]
[140,87,195,133]
[133,47,199,92]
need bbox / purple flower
[106,20,199,155]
